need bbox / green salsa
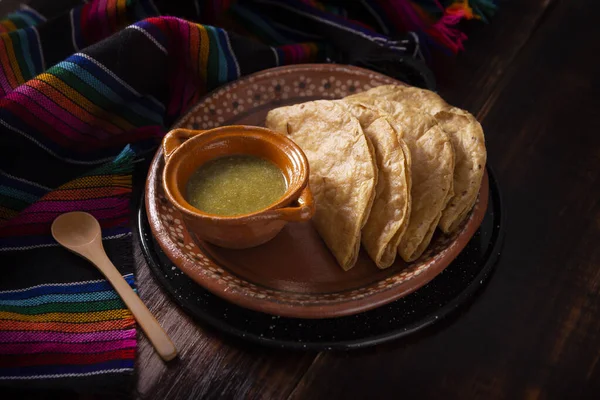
[185,155,287,216]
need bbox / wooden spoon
[51,211,178,362]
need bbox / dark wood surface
[2,0,599,398]
[134,1,600,398]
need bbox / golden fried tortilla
[265,100,377,271]
[338,101,412,269]
[349,85,487,233]
[432,107,486,232]
[349,85,449,114]
[346,98,455,262]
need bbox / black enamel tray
[137,167,505,350]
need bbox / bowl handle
[162,129,206,161]
[272,186,315,222]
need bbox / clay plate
[145,64,489,319]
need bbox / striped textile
[0,274,136,379]
[0,0,494,393]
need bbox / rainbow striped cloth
[0,0,494,393]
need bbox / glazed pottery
[161,126,314,249]
[145,64,489,319]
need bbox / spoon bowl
[51,211,102,249]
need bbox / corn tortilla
[338,101,412,269]
[266,100,377,270]
[345,98,455,262]
[350,85,487,232]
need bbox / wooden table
[3,0,599,398]
[133,2,600,399]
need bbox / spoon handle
[93,251,178,362]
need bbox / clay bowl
[161,126,314,249]
[145,64,489,319]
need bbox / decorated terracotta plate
[145,64,489,319]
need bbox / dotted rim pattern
[145,64,490,318]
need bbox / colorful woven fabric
[0,274,136,376]
[0,0,494,393]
